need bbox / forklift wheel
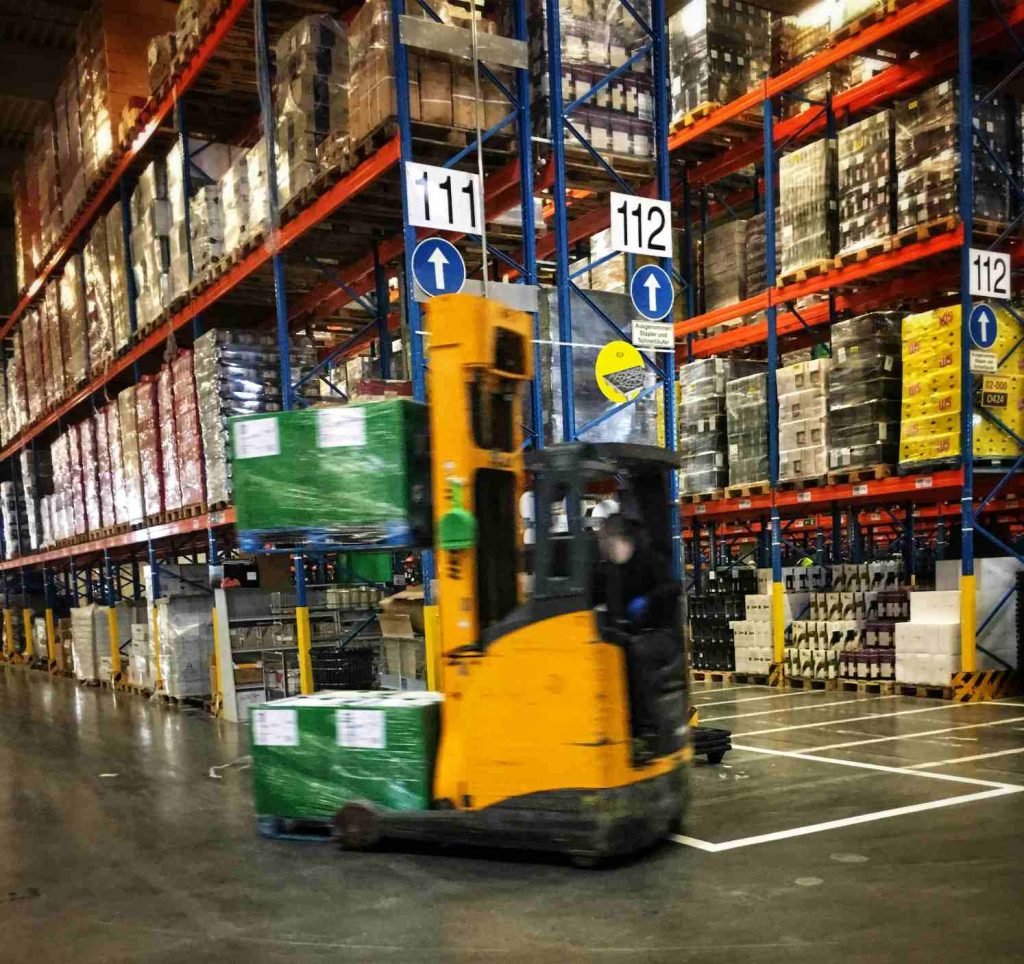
[334,801,381,850]
[568,852,606,869]
[707,751,726,765]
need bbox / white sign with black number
[631,320,674,350]
[233,418,280,460]
[609,192,673,257]
[405,161,482,235]
[969,248,1012,299]
[336,709,386,750]
[970,350,998,374]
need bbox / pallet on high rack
[671,0,1024,702]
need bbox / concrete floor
[2,669,1024,963]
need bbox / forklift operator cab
[336,294,689,862]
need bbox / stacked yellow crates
[900,304,1022,467]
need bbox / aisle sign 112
[609,192,674,258]
[405,161,483,235]
[969,247,1011,300]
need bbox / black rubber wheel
[707,750,726,765]
[569,852,605,869]
[334,801,381,850]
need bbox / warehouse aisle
[2,669,1024,963]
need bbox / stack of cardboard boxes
[725,371,768,487]
[837,110,895,259]
[778,357,830,483]
[778,137,837,278]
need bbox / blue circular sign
[969,303,998,349]
[630,264,674,321]
[411,238,466,297]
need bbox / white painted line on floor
[907,747,1024,770]
[670,787,1019,853]
[694,690,822,709]
[802,716,1024,753]
[733,699,1024,737]
[730,742,1024,790]
[689,685,763,696]
[702,694,901,723]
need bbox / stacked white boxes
[937,557,1021,670]
[156,595,213,699]
[130,158,171,330]
[778,357,830,482]
[734,591,809,675]
[895,591,961,686]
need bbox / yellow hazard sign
[595,340,646,403]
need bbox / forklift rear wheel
[335,801,381,850]
[707,751,726,765]
[568,852,605,869]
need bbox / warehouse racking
[1,0,1022,708]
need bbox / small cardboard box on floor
[250,691,442,820]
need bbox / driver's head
[598,513,636,565]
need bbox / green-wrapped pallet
[250,691,443,821]
[230,399,431,548]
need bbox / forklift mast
[423,294,534,687]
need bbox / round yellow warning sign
[595,340,646,403]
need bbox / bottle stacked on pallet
[836,110,895,260]
[778,137,837,279]
[0,481,29,560]
[529,0,654,160]
[678,358,764,496]
[900,304,1023,470]
[777,357,830,483]
[130,160,171,332]
[668,0,770,125]
[725,371,768,487]
[895,80,1015,231]
[702,220,746,314]
[274,15,351,205]
[689,567,758,671]
[827,312,901,475]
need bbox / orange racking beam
[0,0,252,341]
[0,139,401,464]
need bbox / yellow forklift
[335,294,696,862]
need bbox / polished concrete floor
[2,667,1024,962]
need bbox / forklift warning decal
[595,341,646,403]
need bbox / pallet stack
[837,110,895,261]
[778,358,830,484]
[725,371,768,489]
[778,137,837,281]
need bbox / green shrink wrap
[230,399,431,548]
[250,690,443,820]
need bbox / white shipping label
[317,407,367,448]
[252,709,299,746]
[234,419,280,459]
[336,709,386,749]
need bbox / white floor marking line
[733,699,1024,737]
[801,716,1024,753]
[702,694,901,723]
[670,788,1020,853]
[907,747,1024,769]
[729,742,1024,790]
[694,690,822,709]
[689,685,763,696]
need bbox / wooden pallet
[777,476,828,492]
[156,693,206,709]
[827,464,894,485]
[690,669,735,685]
[163,502,207,524]
[670,101,762,133]
[724,481,771,499]
[681,489,724,505]
[733,671,778,686]
[777,259,833,287]
[833,237,891,269]
[837,678,896,696]
[896,682,954,701]
[786,676,839,691]
[830,3,886,43]
[892,216,958,248]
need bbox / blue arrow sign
[630,264,674,321]
[969,303,998,350]
[412,238,466,297]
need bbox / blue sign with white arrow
[411,238,466,297]
[629,264,674,321]
[969,303,998,349]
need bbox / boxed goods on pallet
[688,567,757,671]
[900,304,1022,468]
[828,312,901,473]
[70,602,134,684]
[529,0,653,159]
[678,358,764,495]
[172,351,205,508]
[541,289,660,445]
[157,366,182,514]
[84,217,115,377]
[136,377,164,519]
[156,595,213,699]
[586,228,657,293]
[118,385,147,524]
[702,220,746,312]
[837,110,894,259]
[230,399,431,547]
[61,255,90,388]
[6,328,28,438]
[725,371,767,487]
[22,309,46,423]
[42,282,66,408]
[668,0,770,124]
[1,482,29,560]
[937,557,1020,669]
[129,622,152,692]
[778,357,830,482]
[194,329,319,507]
[894,590,960,686]
[105,203,131,355]
[778,137,837,279]
[79,418,102,534]
[130,158,171,330]
[895,80,1014,231]
[250,691,443,822]
[189,184,225,276]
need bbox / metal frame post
[148,541,163,693]
[103,547,122,683]
[372,245,392,381]
[958,0,977,672]
[43,565,56,669]
[294,552,313,695]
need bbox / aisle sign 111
[405,161,483,235]
[968,247,1011,300]
[609,192,674,258]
